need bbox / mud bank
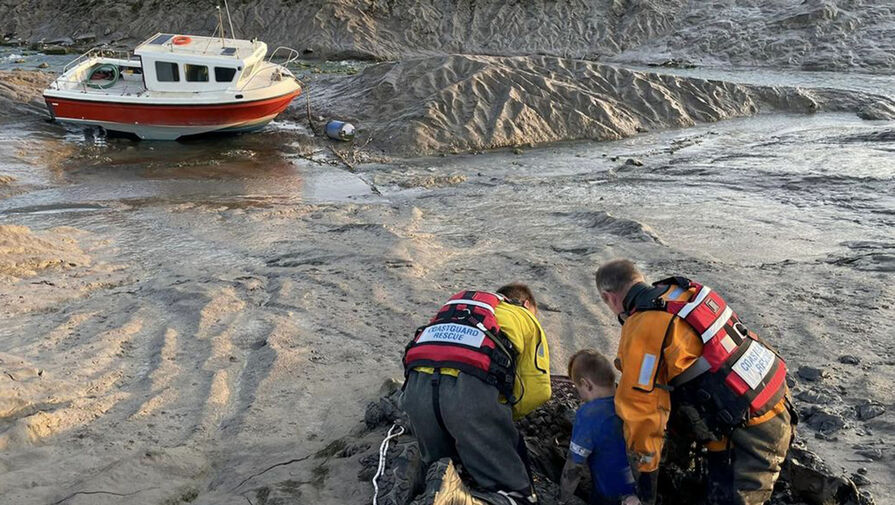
[0,69,52,116]
[304,55,895,155]
[0,111,891,504]
[2,0,895,73]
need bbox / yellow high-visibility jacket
[615,285,787,473]
[415,301,551,419]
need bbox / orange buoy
[172,36,192,46]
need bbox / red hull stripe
[46,90,300,127]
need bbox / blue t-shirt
[569,396,636,501]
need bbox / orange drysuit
[614,284,788,473]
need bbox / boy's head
[567,349,616,402]
[497,283,538,316]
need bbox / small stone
[796,388,839,405]
[857,467,868,475]
[37,62,49,69]
[805,409,846,434]
[851,473,871,487]
[838,355,860,365]
[624,158,643,167]
[797,366,827,382]
[512,147,524,155]
[42,44,68,55]
[379,378,403,396]
[855,448,884,461]
[856,401,886,421]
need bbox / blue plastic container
[325,120,355,141]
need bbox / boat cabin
[134,33,267,92]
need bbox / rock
[47,37,73,46]
[804,407,846,435]
[852,473,871,487]
[798,365,828,382]
[781,447,869,505]
[797,387,840,405]
[839,355,861,365]
[856,401,886,421]
[42,45,68,55]
[13,58,25,64]
[624,158,644,166]
[855,447,884,461]
[371,440,425,505]
[364,388,406,430]
[37,62,48,69]
[379,378,403,397]
[338,442,371,458]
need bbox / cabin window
[185,64,209,82]
[155,61,179,82]
[214,67,237,82]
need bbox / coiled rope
[372,423,405,505]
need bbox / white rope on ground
[372,422,405,505]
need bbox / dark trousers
[401,371,532,494]
[706,408,793,505]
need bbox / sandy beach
[0,2,894,504]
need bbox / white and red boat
[43,33,302,139]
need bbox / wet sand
[0,94,892,503]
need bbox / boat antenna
[223,0,237,40]
[216,5,226,46]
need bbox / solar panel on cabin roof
[150,34,174,45]
[221,48,237,55]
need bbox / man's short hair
[497,283,537,311]
[568,349,616,388]
[595,259,644,294]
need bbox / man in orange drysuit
[594,259,795,505]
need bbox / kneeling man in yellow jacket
[402,283,551,502]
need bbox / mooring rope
[372,422,405,505]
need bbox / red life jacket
[629,277,787,430]
[403,291,518,401]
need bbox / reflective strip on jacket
[415,301,551,419]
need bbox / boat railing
[267,46,301,67]
[63,47,136,74]
[238,46,300,91]
[50,74,147,96]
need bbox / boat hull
[43,90,300,140]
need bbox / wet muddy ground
[0,58,892,504]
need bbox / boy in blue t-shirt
[559,349,639,505]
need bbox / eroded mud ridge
[362,377,875,505]
[305,55,895,155]
[3,0,895,73]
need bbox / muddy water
[0,66,893,503]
